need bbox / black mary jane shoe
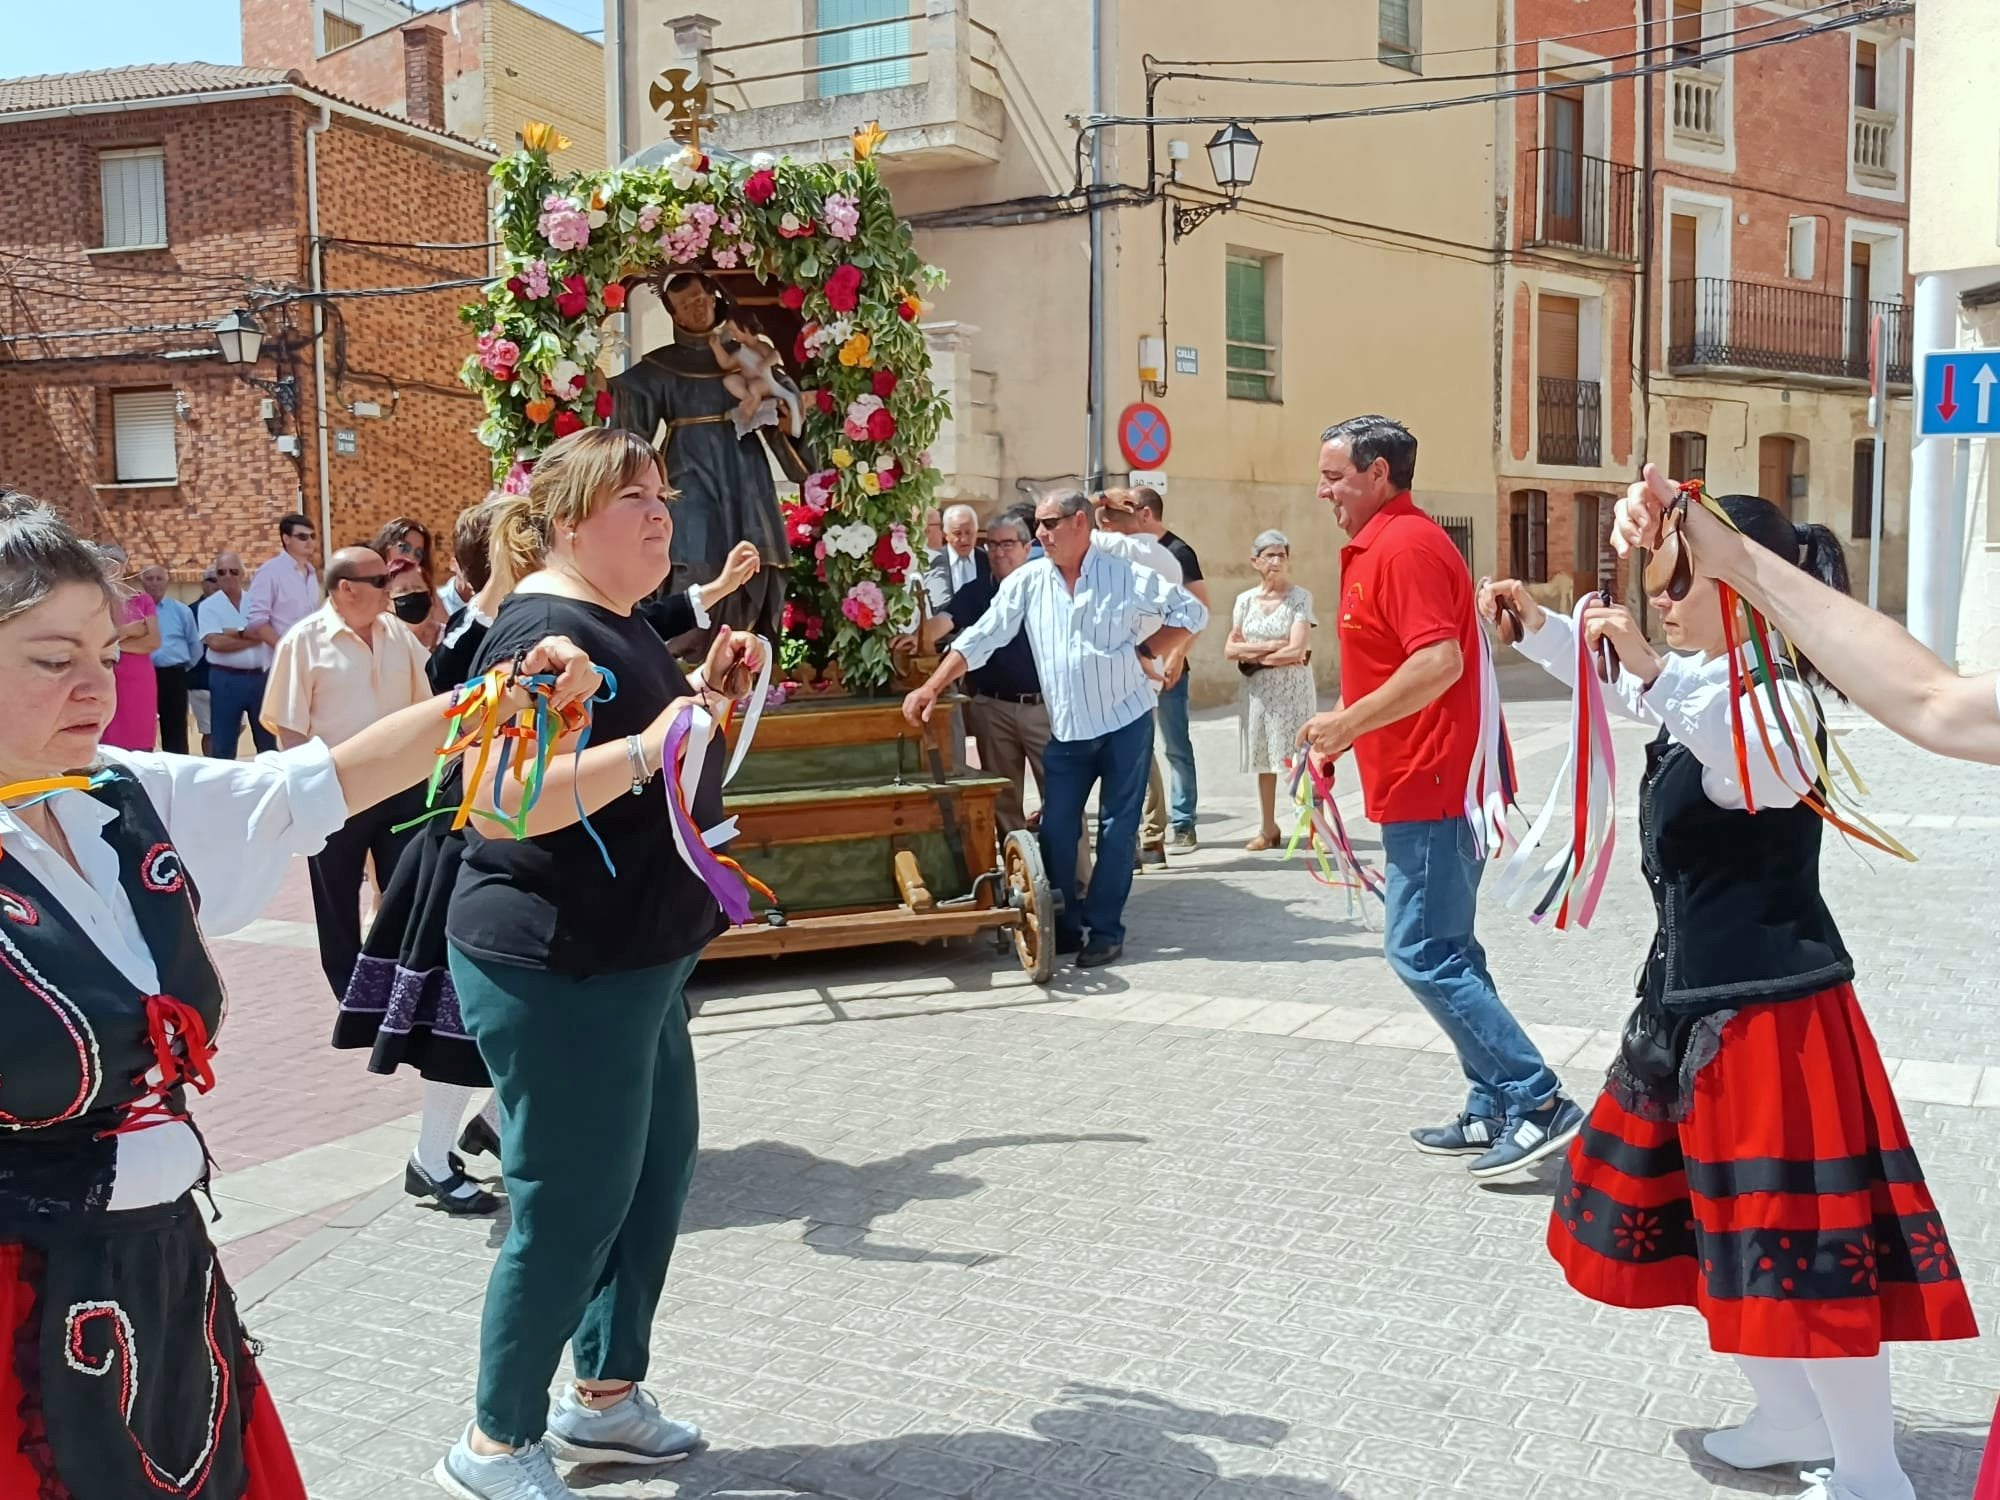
[404,1158,500,1216]
[457,1113,502,1164]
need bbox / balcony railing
[1537,377,1603,467]
[1853,105,1897,182]
[1668,277,1912,384]
[1671,67,1725,145]
[1526,148,1639,260]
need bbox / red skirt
[0,1225,307,1500]
[1547,983,1977,1358]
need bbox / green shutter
[819,0,913,98]
[1226,258,1272,400]
[1379,0,1417,69]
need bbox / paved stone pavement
[206,676,2000,1498]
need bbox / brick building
[1497,0,1914,621]
[0,63,496,577]
[243,0,606,168]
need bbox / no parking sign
[1117,402,1171,470]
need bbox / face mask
[392,592,431,624]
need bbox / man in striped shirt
[903,489,1208,968]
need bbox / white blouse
[0,742,349,1209]
[1515,610,1819,813]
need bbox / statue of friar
[609,272,810,644]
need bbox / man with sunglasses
[196,550,277,758]
[903,489,1207,968]
[243,511,321,650]
[261,546,433,1000]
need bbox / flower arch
[460,122,948,691]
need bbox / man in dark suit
[922,503,991,614]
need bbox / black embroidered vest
[0,772,224,1229]
[1637,723,1854,1014]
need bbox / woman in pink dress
[100,543,161,750]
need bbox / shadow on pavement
[1668,1421,1986,1499]
[570,1383,1359,1498]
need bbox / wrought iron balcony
[1526,148,1639,260]
[1667,278,1912,384]
[1537,377,1603,467]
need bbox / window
[1225,254,1279,401]
[1379,0,1419,72]
[111,390,178,484]
[1670,0,1705,61]
[1509,490,1549,583]
[1669,429,1707,482]
[1575,495,1611,591]
[322,10,363,50]
[1787,217,1817,281]
[1853,40,1878,110]
[816,0,912,98]
[1851,439,1877,540]
[98,147,165,250]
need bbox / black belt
[973,691,1043,706]
[207,664,265,675]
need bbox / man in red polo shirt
[1300,415,1581,1179]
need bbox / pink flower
[744,169,777,205]
[538,193,591,252]
[843,393,884,441]
[801,469,837,514]
[636,202,663,232]
[502,459,534,495]
[778,213,814,239]
[875,460,902,492]
[712,246,740,269]
[822,192,861,242]
[687,202,719,229]
[718,213,742,236]
[521,259,551,299]
[841,580,886,630]
[477,335,521,380]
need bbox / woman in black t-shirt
[432,428,760,1500]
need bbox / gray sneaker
[1170,826,1198,850]
[544,1385,702,1466]
[433,1433,575,1499]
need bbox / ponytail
[487,493,544,591]
[1792,521,1850,597]
[1716,494,1850,696]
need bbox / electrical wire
[1088,4,1908,131]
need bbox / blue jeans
[1155,672,1198,834]
[1381,817,1559,1122]
[1040,712,1153,947]
[207,666,276,759]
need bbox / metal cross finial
[648,68,715,149]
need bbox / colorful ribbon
[661,701,775,925]
[0,772,117,862]
[1490,595,1619,930]
[1679,481,1915,863]
[1464,620,1520,860]
[1283,753,1385,920]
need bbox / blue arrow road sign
[1920,351,2000,436]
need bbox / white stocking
[1802,1352,1907,1499]
[413,1081,479,1200]
[1733,1354,1822,1428]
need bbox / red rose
[794,325,817,366]
[744,168,777,205]
[866,408,896,443]
[897,298,919,321]
[782,600,804,633]
[594,389,614,418]
[779,284,806,311]
[804,614,824,641]
[824,263,863,314]
[872,533,908,583]
[815,388,835,414]
[505,276,526,298]
[871,368,898,398]
[814,559,827,582]
[602,281,627,311]
[552,410,584,437]
[492,363,516,384]
[555,274,589,319]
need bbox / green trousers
[448,945,702,1446]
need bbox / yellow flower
[520,121,572,154]
[852,120,889,161]
[837,332,873,368]
[831,447,854,469]
[859,470,881,495]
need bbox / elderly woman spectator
[1226,529,1316,849]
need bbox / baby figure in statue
[710,318,802,438]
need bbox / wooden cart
[705,693,1055,983]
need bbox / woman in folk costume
[1481,490,1974,1500]
[0,491,598,1500]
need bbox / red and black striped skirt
[1547,983,1977,1358]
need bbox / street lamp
[1173,122,1263,240]
[214,309,264,365]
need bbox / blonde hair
[490,428,667,583]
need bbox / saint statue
[609,273,810,643]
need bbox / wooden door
[1759,436,1797,518]
[1669,214,1699,353]
[1848,240,1872,366]
[1544,89,1585,245]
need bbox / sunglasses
[215,567,242,576]
[1033,515,1068,533]
[342,573,391,590]
[287,530,316,542]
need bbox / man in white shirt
[263,546,432,1001]
[242,512,321,650]
[196,551,276,758]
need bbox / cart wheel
[1003,829,1054,984]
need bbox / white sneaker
[1791,1468,1917,1500]
[1702,1408,1833,1469]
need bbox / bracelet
[624,734,650,796]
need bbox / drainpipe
[306,104,333,569]
[1084,0,1107,489]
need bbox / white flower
[587,208,608,229]
[572,328,601,362]
[750,151,777,170]
[548,359,585,399]
[822,522,878,559]
[667,144,708,191]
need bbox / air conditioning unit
[275,435,300,455]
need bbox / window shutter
[1538,295,1580,381]
[99,148,165,249]
[112,390,178,483]
[818,0,911,97]
[1851,440,1875,540]
[1226,257,1274,400]
[323,10,363,49]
